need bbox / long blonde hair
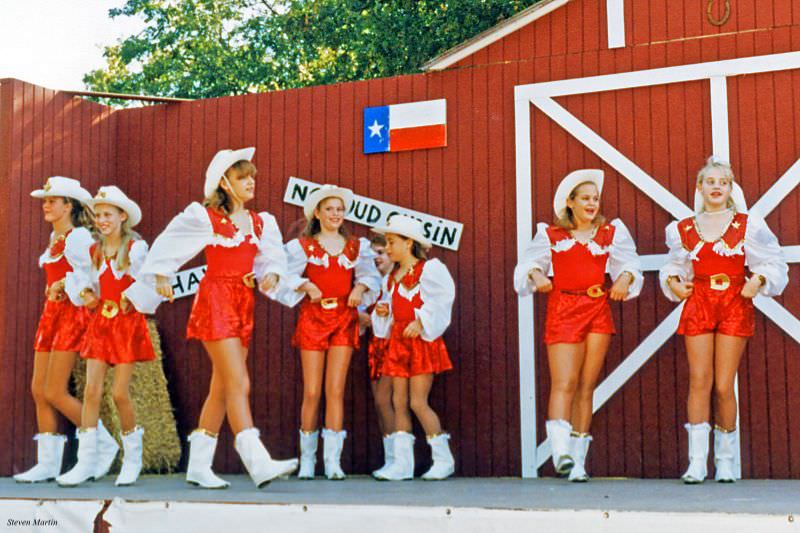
[92,214,140,271]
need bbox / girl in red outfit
[15,177,97,484]
[130,148,297,489]
[514,169,643,482]
[660,157,788,484]
[277,185,381,480]
[369,215,456,481]
[357,234,396,476]
[57,186,155,487]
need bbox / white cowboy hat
[552,169,604,219]
[204,147,256,199]
[30,176,92,205]
[372,214,432,250]
[303,184,354,220]
[693,182,748,213]
[90,186,143,227]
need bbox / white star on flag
[368,119,384,139]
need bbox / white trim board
[515,51,800,477]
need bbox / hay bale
[72,319,181,473]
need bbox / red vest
[300,237,359,298]
[388,260,426,322]
[546,224,616,291]
[204,208,264,277]
[43,229,74,287]
[678,213,747,277]
[91,240,136,302]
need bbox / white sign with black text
[283,176,464,250]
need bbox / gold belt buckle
[101,300,119,319]
[709,273,731,291]
[320,297,339,310]
[242,272,256,289]
[586,284,605,298]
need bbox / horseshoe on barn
[707,0,731,26]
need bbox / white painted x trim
[515,51,800,477]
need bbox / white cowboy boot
[568,433,592,482]
[372,434,395,479]
[322,428,347,480]
[374,431,414,481]
[56,428,98,487]
[682,422,711,484]
[422,433,455,480]
[115,427,144,486]
[545,419,574,475]
[297,430,318,479]
[186,429,230,489]
[234,427,298,488]
[93,419,120,480]
[714,425,737,483]
[14,433,67,483]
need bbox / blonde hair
[203,160,257,215]
[92,212,141,272]
[554,181,606,230]
[696,156,736,210]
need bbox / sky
[0,0,145,91]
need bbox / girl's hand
[259,273,279,293]
[529,269,553,293]
[347,284,367,307]
[403,319,424,339]
[740,276,763,299]
[358,312,372,329]
[81,289,100,310]
[609,272,633,301]
[302,281,322,303]
[668,278,694,300]
[375,302,390,318]
[156,275,174,302]
[47,280,66,302]
[120,295,132,314]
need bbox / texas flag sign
[363,99,447,154]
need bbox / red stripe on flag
[390,124,447,152]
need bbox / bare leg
[713,334,748,430]
[391,377,412,432]
[202,339,252,434]
[111,364,136,432]
[546,343,585,421]
[409,374,441,436]
[300,350,325,432]
[197,362,227,434]
[82,359,109,429]
[31,352,58,432]
[685,334,715,424]
[323,346,353,431]
[570,333,612,433]
[43,351,83,426]
[371,376,395,435]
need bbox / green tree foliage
[84,0,541,99]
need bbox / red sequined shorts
[293,298,359,351]
[678,280,754,337]
[368,336,389,381]
[82,308,156,365]
[380,321,452,379]
[186,276,255,347]
[33,298,90,353]
[543,290,615,345]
